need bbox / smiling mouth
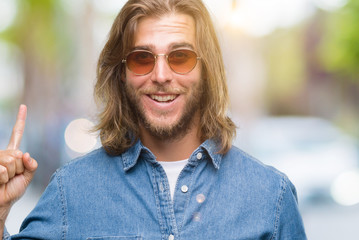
[149,94,177,103]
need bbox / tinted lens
[126,51,155,75]
[168,49,198,74]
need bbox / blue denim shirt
[4,139,306,239]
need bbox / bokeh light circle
[331,169,359,206]
[64,118,97,153]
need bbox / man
[0,0,307,239]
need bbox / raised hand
[0,105,38,211]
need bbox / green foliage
[0,0,70,64]
[263,27,307,100]
[319,0,359,82]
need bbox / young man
[0,0,307,239]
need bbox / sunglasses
[122,49,201,75]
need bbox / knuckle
[0,166,6,174]
[12,128,24,136]
[0,168,9,182]
[0,150,8,158]
[4,156,15,165]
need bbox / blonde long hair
[94,0,236,155]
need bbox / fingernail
[28,153,32,163]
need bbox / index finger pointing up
[7,104,27,150]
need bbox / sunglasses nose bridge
[151,53,174,82]
[153,53,170,69]
[154,53,167,62]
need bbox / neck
[140,118,202,162]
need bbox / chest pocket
[87,237,142,240]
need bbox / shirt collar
[121,139,223,171]
[199,139,222,169]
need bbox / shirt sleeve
[3,170,67,240]
[273,176,307,240]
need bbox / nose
[150,54,173,84]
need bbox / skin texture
[124,13,203,161]
[0,105,38,238]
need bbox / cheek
[183,69,202,88]
[125,72,148,89]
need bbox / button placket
[175,152,203,197]
[151,163,178,239]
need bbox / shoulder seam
[55,169,68,240]
[271,176,287,240]
[62,148,104,168]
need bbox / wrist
[0,205,11,225]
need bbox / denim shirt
[4,139,306,240]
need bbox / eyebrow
[131,45,152,51]
[170,42,195,50]
[130,42,195,52]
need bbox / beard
[125,80,203,142]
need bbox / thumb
[22,153,38,184]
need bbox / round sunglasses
[122,49,201,75]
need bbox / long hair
[94,0,236,155]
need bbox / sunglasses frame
[122,49,201,76]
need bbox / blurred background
[1,0,358,238]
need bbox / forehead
[133,13,196,51]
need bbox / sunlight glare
[331,169,359,206]
[314,0,348,11]
[228,0,315,37]
[64,118,98,154]
[0,0,17,32]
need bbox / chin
[147,113,180,128]
[149,120,178,132]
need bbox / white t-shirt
[159,159,188,200]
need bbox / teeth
[150,95,176,102]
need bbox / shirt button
[181,185,189,193]
[196,152,202,160]
[168,234,175,240]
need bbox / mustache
[138,86,186,95]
